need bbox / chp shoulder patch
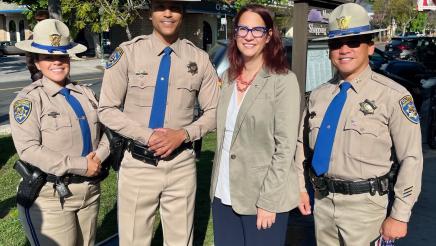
[106,47,124,69]
[399,95,419,124]
[13,99,32,124]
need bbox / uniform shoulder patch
[13,99,32,124]
[399,95,419,124]
[106,47,124,69]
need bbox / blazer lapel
[231,68,270,146]
[217,77,235,136]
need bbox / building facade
[109,1,234,52]
[0,1,30,42]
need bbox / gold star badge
[359,99,377,115]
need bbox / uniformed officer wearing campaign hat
[10,19,110,246]
[295,3,423,245]
[98,0,220,245]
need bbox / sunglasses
[328,37,371,50]
[235,26,269,38]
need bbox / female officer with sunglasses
[209,4,301,246]
[10,19,109,246]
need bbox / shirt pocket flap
[344,119,379,137]
[41,113,72,131]
[176,80,200,91]
[129,77,156,88]
[127,77,154,107]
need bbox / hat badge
[49,34,61,46]
[337,16,351,30]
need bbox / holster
[104,128,127,171]
[14,160,47,208]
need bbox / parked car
[385,36,418,61]
[0,41,25,56]
[416,37,436,71]
[369,47,429,110]
[369,47,395,72]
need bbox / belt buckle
[368,178,377,196]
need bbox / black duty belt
[46,171,108,185]
[309,168,391,196]
[128,141,193,166]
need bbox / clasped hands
[147,128,187,158]
[85,152,101,177]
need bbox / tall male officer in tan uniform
[296,3,423,245]
[98,0,219,245]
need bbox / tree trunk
[125,25,132,40]
[92,33,102,58]
[402,25,407,36]
[48,0,62,21]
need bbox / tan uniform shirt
[295,66,423,222]
[9,78,110,176]
[98,33,219,144]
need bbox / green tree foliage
[233,0,290,9]
[3,0,146,39]
[372,0,427,35]
[410,12,428,33]
[97,0,148,40]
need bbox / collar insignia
[359,99,377,115]
[337,16,351,30]
[187,62,198,75]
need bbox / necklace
[236,71,258,92]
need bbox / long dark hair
[227,4,288,80]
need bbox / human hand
[148,128,186,158]
[380,217,408,241]
[256,207,276,230]
[85,152,101,177]
[92,154,101,165]
[298,192,312,215]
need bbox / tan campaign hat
[315,3,382,40]
[15,19,87,55]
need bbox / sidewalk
[0,55,105,84]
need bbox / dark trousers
[212,197,289,246]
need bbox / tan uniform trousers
[118,149,196,246]
[314,191,388,246]
[18,182,100,246]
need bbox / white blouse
[215,84,248,205]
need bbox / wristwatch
[183,128,191,143]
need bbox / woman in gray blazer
[209,4,301,246]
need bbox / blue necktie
[59,88,92,157]
[149,47,172,129]
[312,82,352,176]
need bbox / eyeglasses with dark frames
[235,25,269,38]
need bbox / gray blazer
[210,68,301,215]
